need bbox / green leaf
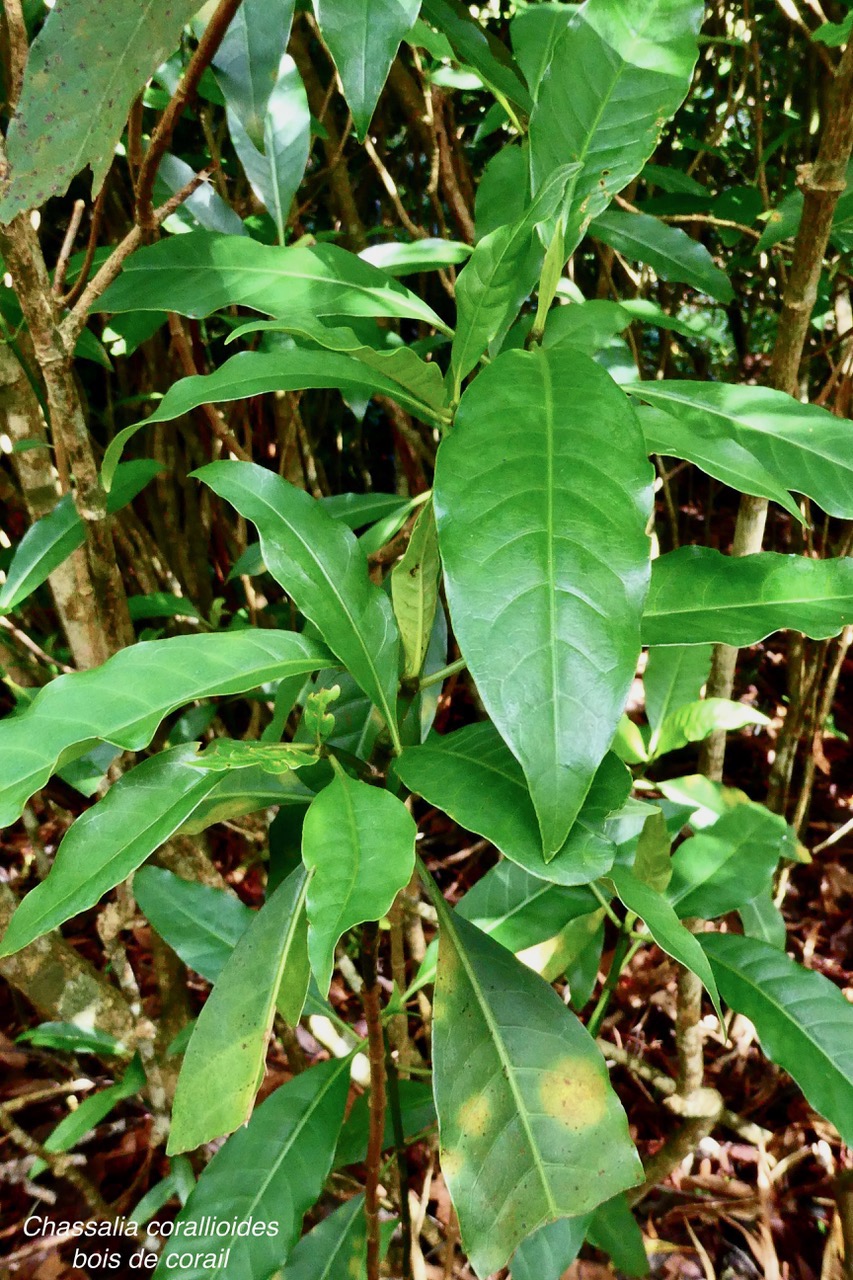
[475,144,530,239]
[226,57,310,243]
[17,1021,126,1056]
[589,210,733,303]
[434,345,652,857]
[739,891,787,950]
[607,867,723,1021]
[700,933,853,1146]
[104,349,445,486]
[586,1194,649,1277]
[756,188,803,252]
[313,0,421,139]
[361,238,471,275]
[0,747,223,957]
[0,494,83,614]
[127,592,204,623]
[643,547,853,647]
[0,461,163,613]
[280,1193,367,1279]
[450,164,579,392]
[178,765,313,835]
[510,1213,590,1280]
[420,0,533,114]
[391,501,441,680]
[543,299,631,355]
[196,462,401,749]
[154,1057,352,1280]
[0,629,330,830]
[395,724,630,886]
[154,152,246,237]
[0,0,203,220]
[644,643,712,733]
[95,231,450,333]
[134,867,253,983]
[529,0,703,255]
[632,810,672,893]
[650,697,770,760]
[29,1056,146,1179]
[429,886,642,1276]
[169,867,310,1153]
[335,1079,436,1167]
[632,381,853,519]
[210,0,296,142]
[192,738,319,774]
[227,316,448,415]
[510,4,574,99]
[457,860,599,953]
[666,803,791,920]
[640,404,805,521]
[302,769,416,995]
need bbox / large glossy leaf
[391,501,441,680]
[421,0,532,114]
[211,0,295,141]
[450,164,578,393]
[590,210,733,303]
[0,0,201,219]
[640,404,805,520]
[643,547,853,646]
[302,769,416,995]
[154,1057,351,1280]
[395,723,630,885]
[644,644,712,732]
[430,886,642,1276]
[105,348,445,485]
[700,933,853,1146]
[196,462,402,750]
[633,381,853,519]
[607,867,722,1020]
[0,629,330,830]
[360,238,471,274]
[313,0,421,139]
[134,867,253,983]
[457,860,599,953]
[95,231,449,332]
[0,460,163,612]
[667,803,791,920]
[434,345,653,857]
[529,0,703,255]
[226,57,310,243]
[169,867,310,1153]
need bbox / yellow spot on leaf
[538,1056,608,1131]
[440,1147,463,1181]
[456,1092,491,1138]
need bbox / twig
[60,170,212,346]
[0,1101,116,1220]
[135,0,244,233]
[0,615,75,673]
[3,0,28,111]
[386,1049,414,1280]
[61,184,108,309]
[52,200,85,295]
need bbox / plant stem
[360,921,386,1280]
[385,1048,414,1280]
[418,656,466,690]
[587,928,639,1038]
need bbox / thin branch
[135,0,244,232]
[52,199,85,295]
[60,169,212,346]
